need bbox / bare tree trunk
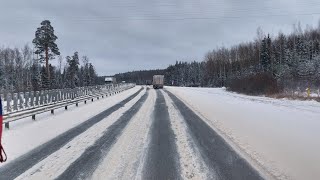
[45,46,50,84]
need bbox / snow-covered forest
[0,20,101,94]
[0,45,100,93]
[118,23,320,95]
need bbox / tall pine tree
[32,20,60,84]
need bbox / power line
[5,12,320,23]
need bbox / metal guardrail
[1,83,135,129]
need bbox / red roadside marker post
[0,97,7,162]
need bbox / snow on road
[15,88,146,179]
[1,86,270,179]
[162,90,211,179]
[166,87,320,180]
[92,88,155,180]
[1,86,140,165]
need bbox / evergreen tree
[88,63,96,85]
[31,61,42,91]
[66,52,80,88]
[32,20,60,81]
[260,35,272,73]
[41,66,49,90]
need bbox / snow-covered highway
[1,86,319,179]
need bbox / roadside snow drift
[166,87,320,180]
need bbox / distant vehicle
[122,81,126,83]
[146,80,152,85]
[153,75,164,89]
[105,77,116,84]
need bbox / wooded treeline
[0,20,101,94]
[116,23,320,95]
[114,69,165,85]
[0,45,99,93]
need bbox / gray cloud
[1,0,320,75]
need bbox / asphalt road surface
[0,87,264,180]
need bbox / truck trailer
[152,75,164,89]
[105,77,116,84]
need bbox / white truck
[152,75,164,89]
[105,77,116,84]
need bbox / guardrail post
[19,92,24,110]
[62,89,65,100]
[55,90,59,102]
[48,90,52,103]
[25,92,29,108]
[44,90,48,104]
[51,90,54,103]
[57,90,61,102]
[73,89,75,99]
[13,93,18,111]
[70,90,73,99]
[76,88,79,98]
[66,89,69,99]
[39,91,44,105]
[5,122,9,129]
[63,89,66,100]
[61,89,64,100]
[52,90,56,103]
[35,91,40,106]
[69,88,71,99]
[30,91,34,107]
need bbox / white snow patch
[15,88,146,179]
[166,87,320,180]
[92,88,156,180]
[1,86,140,166]
[162,90,212,180]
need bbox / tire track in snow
[56,88,149,180]
[165,90,263,180]
[91,88,156,180]
[162,90,215,180]
[15,88,147,180]
[141,90,181,180]
[0,87,143,180]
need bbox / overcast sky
[1,0,320,75]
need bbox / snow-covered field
[1,86,141,166]
[166,87,320,180]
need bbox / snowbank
[166,87,320,180]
